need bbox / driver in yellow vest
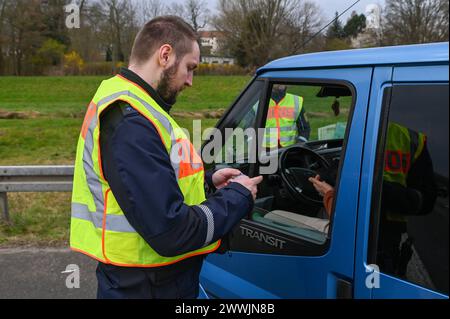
[263,84,310,149]
[70,16,263,299]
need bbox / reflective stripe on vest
[70,75,220,267]
[72,202,135,233]
[263,94,303,148]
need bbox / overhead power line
[301,0,361,49]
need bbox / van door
[354,65,449,299]
[199,67,373,298]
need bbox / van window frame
[218,75,358,256]
[368,82,449,295]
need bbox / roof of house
[198,31,225,38]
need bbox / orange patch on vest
[384,150,411,174]
[175,138,204,179]
[267,106,295,119]
[81,102,97,139]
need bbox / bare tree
[41,0,72,46]
[136,0,168,26]
[215,0,323,68]
[3,0,45,75]
[0,0,7,74]
[185,0,210,32]
[0,0,141,75]
[105,0,125,63]
[383,0,449,45]
[215,0,286,67]
[93,0,138,70]
[0,0,5,24]
[67,0,98,62]
[170,0,210,32]
[282,0,323,54]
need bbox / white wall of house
[200,36,220,55]
[200,56,235,65]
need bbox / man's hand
[230,175,263,200]
[212,168,243,189]
[308,175,334,197]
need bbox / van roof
[257,42,449,75]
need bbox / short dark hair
[130,16,198,65]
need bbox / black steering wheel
[279,145,331,206]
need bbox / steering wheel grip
[279,145,331,206]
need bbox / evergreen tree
[327,12,345,39]
[343,12,366,38]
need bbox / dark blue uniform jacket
[95,68,253,298]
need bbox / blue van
[199,42,449,299]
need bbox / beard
[156,61,182,106]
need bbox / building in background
[198,30,235,65]
[351,4,383,48]
[200,56,235,65]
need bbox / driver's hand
[308,175,334,197]
[230,175,263,200]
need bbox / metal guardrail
[0,166,74,223]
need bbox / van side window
[216,81,354,249]
[252,83,353,245]
[209,80,263,170]
[370,84,449,295]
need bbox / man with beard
[70,16,262,299]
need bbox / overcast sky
[171,0,386,27]
[313,0,385,20]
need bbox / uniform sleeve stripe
[197,204,214,246]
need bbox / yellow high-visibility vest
[384,122,426,222]
[263,93,303,148]
[384,122,426,186]
[70,74,220,267]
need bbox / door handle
[336,278,353,299]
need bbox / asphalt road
[0,244,441,299]
[0,248,97,299]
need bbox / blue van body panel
[372,274,448,299]
[257,42,449,74]
[393,65,449,82]
[201,67,374,298]
[200,43,450,299]
[353,67,393,299]
[354,63,449,299]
